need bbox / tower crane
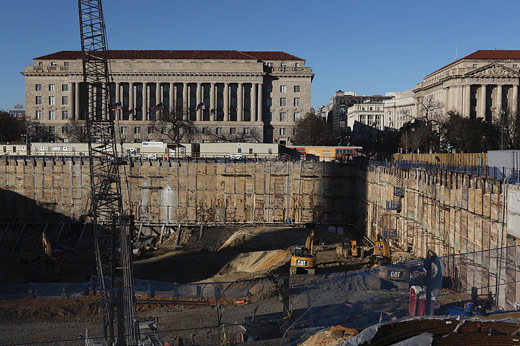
[78,0,138,344]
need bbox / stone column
[210,82,216,121]
[143,82,148,121]
[251,83,257,122]
[514,85,519,115]
[224,83,229,122]
[496,85,503,117]
[183,82,188,120]
[129,83,134,121]
[156,82,161,107]
[257,83,263,122]
[237,83,243,122]
[169,83,174,112]
[444,87,450,112]
[464,84,471,118]
[70,83,79,120]
[115,82,120,120]
[479,84,487,119]
[196,82,202,121]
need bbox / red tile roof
[241,51,304,61]
[35,50,303,61]
[429,50,520,76]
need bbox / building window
[38,61,43,67]
[244,128,251,135]
[280,112,287,122]
[294,85,300,92]
[62,96,68,105]
[249,148,253,154]
[62,84,68,92]
[295,62,300,67]
[35,96,42,104]
[280,85,287,93]
[64,62,69,67]
[48,126,55,133]
[280,128,286,135]
[121,127,128,134]
[514,64,518,68]
[35,110,42,120]
[35,84,41,91]
[280,98,286,107]
[473,64,478,68]
[62,126,68,134]
[266,62,273,68]
[238,148,242,154]
[147,127,154,134]
[49,96,55,105]
[50,62,58,67]
[293,128,297,135]
[49,110,56,120]
[49,84,55,92]
[294,112,301,121]
[202,127,209,134]
[134,127,141,134]
[265,112,272,122]
[266,98,272,107]
[216,127,222,135]
[161,127,168,134]
[294,98,300,107]
[230,128,236,135]
[62,111,68,120]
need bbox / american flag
[195,103,205,111]
[149,103,163,112]
[111,102,122,111]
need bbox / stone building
[383,90,416,129]
[22,50,314,145]
[414,50,520,122]
[347,101,385,130]
[328,90,390,132]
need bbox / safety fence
[2,246,520,345]
[393,153,487,166]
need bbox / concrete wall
[363,164,520,309]
[0,157,360,225]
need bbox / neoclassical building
[23,50,314,144]
[414,50,520,122]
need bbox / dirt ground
[0,224,430,345]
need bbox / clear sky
[1,0,520,111]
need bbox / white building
[383,90,416,129]
[347,101,384,130]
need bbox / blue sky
[1,0,520,111]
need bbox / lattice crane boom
[78,1,138,344]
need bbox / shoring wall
[364,164,520,309]
[0,157,361,225]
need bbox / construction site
[3,1,520,346]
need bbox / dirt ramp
[216,250,291,275]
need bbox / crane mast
[78,0,138,344]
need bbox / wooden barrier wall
[0,158,362,225]
[393,153,487,166]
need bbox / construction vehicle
[336,239,360,258]
[290,231,319,275]
[372,234,391,265]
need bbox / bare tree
[493,103,520,149]
[66,119,88,142]
[152,106,198,143]
[292,112,336,145]
[415,95,445,129]
[205,127,262,143]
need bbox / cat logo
[296,259,307,266]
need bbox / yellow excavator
[372,234,391,265]
[290,231,319,275]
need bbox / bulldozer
[290,231,319,275]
